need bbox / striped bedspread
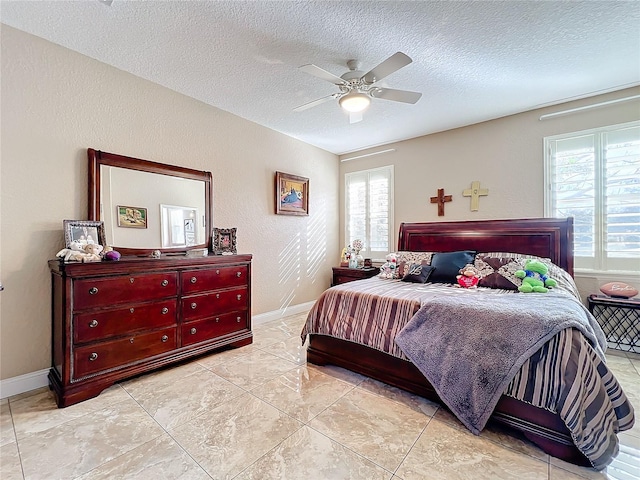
[301,276,634,469]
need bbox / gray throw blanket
[395,291,606,435]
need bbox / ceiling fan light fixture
[339,92,371,113]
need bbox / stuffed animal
[515,259,557,293]
[379,253,398,279]
[456,263,480,288]
[81,243,103,262]
[56,243,104,263]
[103,246,121,261]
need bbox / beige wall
[0,26,339,380]
[340,87,640,301]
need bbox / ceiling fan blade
[349,112,363,124]
[293,94,336,112]
[362,52,412,85]
[371,87,422,104]
[299,64,348,85]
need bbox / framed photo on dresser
[212,227,237,255]
[63,220,106,248]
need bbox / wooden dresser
[49,254,252,407]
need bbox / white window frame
[344,165,394,262]
[544,120,640,274]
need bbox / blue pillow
[401,264,435,283]
[429,251,476,284]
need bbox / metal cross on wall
[462,181,489,211]
[430,188,452,216]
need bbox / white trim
[340,149,396,162]
[0,368,49,400]
[251,301,315,327]
[539,95,640,120]
[575,270,640,281]
[0,303,316,399]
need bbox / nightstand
[587,294,640,353]
[332,266,379,286]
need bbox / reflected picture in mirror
[117,205,147,229]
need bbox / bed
[302,218,634,470]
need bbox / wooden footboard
[308,334,591,467]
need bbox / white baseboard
[0,302,315,399]
[252,301,315,327]
[0,368,50,400]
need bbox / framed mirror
[88,149,212,256]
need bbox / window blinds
[546,122,640,272]
[345,166,393,260]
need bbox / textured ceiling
[2,1,639,154]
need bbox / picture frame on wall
[117,205,148,228]
[275,171,309,216]
[63,220,106,248]
[212,227,237,255]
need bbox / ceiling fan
[294,52,422,123]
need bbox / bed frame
[307,217,591,466]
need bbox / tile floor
[1,312,639,480]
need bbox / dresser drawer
[74,273,178,310]
[181,265,248,294]
[73,300,177,344]
[182,311,249,346]
[73,327,177,379]
[182,286,248,321]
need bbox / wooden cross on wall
[430,188,452,216]
[462,181,489,211]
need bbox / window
[345,165,394,261]
[544,121,640,272]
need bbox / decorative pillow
[474,255,522,290]
[429,251,476,284]
[474,252,578,297]
[395,251,434,278]
[401,264,435,283]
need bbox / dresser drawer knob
[215,317,220,323]
[89,287,98,295]
[161,307,169,315]
[161,335,169,342]
[130,338,134,344]
[161,279,169,287]
[190,276,197,284]
[130,308,135,314]
[237,294,242,301]
[216,269,220,275]
[89,319,98,328]
[89,352,98,361]
[190,327,197,335]
[236,316,241,323]
[130,278,135,284]
[236,271,242,278]
[216,293,220,299]
[191,302,197,310]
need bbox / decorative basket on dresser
[49,254,252,407]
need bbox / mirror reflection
[161,204,198,248]
[100,165,207,250]
[88,148,212,255]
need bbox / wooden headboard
[397,218,574,277]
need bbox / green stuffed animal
[515,259,558,293]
